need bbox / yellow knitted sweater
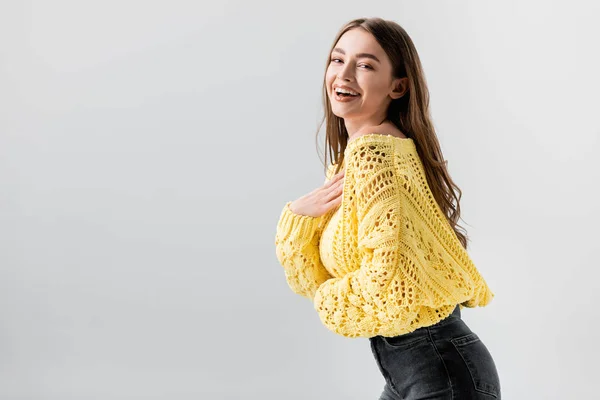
[274,134,494,338]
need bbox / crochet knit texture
[274,133,494,338]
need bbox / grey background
[1,1,599,399]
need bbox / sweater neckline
[345,133,415,156]
[327,134,415,174]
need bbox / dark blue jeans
[369,305,501,399]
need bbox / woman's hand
[289,170,345,217]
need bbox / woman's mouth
[334,91,361,102]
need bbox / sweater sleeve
[274,166,338,300]
[312,138,477,338]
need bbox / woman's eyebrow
[332,47,381,63]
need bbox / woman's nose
[337,64,355,80]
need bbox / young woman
[275,17,501,399]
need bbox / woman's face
[325,29,404,127]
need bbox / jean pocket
[451,332,501,398]
[377,335,451,398]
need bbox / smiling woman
[324,29,409,139]
[274,17,501,399]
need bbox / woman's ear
[390,77,408,99]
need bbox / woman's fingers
[325,191,343,208]
[323,176,344,202]
[290,170,345,217]
[314,169,345,196]
[325,170,345,186]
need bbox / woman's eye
[330,58,372,69]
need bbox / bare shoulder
[376,122,408,139]
[355,122,408,139]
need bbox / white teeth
[335,87,359,95]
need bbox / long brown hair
[316,17,471,249]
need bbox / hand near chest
[288,170,345,218]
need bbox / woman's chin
[331,107,359,118]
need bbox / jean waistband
[419,304,462,330]
[447,303,461,321]
[370,304,462,342]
